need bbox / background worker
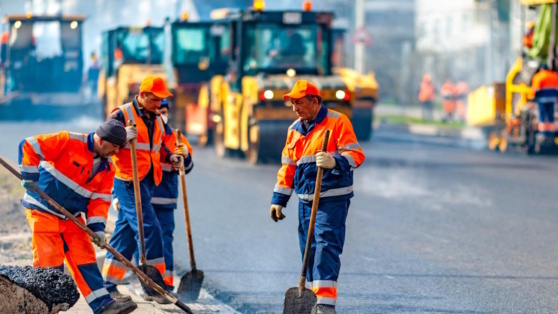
[101,76,183,303]
[530,62,558,147]
[18,120,136,314]
[133,99,194,291]
[441,78,456,122]
[523,21,535,50]
[270,80,365,314]
[418,74,435,121]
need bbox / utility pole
[354,0,365,73]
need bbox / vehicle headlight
[335,90,346,100]
[264,90,274,100]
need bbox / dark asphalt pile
[0,265,80,312]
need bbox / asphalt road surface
[2,120,558,313]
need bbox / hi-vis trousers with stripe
[26,209,113,314]
[102,176,165,292]
[298,199,350,306]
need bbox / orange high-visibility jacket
[111,102,166,185]
[418,81,435,102]
[271,106,366,207]
[531,69,558,102]
[19,132,114,233]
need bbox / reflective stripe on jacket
[271,105,365,207]
[111,102,166,185]
[18,132,114,233]
[152,125,194,209]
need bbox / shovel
[174,129,204,302]
[0,157,192,314]
[128,121,167,296]
[284,129,331,314]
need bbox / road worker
[441,78,456,122]
[270,80,365,314]
[101,76,183,304]
[133,99,193,291]
[418,74,435,121]
[19,120,137,314]
[524,21,535,50]
[530,62,558,147]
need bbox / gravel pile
[0,265,79,313]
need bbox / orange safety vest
[531,69,558,100]
[111,103,166,185]
[418,81,435,102]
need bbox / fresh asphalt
[2,119,558,313]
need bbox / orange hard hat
[527,21,535,29]
[140,76,173,99]
[283,80,320,100]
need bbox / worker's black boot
[311,304,335,314]
[100,299,137,314]
[109,290,132,302]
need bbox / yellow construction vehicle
[468,0,558,154]
[170,18,229,145]
[204,4,377,163]
[98,25,169,118]
[0,14,87,120]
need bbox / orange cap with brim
[140,76,174,99]
[283,80,320,100]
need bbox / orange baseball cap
[139,76,173,99]
[283,80,320,100]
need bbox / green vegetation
[377,114,466,129]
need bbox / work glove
[92,231,106,248]
[175,143,189,158]
[125,125,137,142]
[21,179,37,191]
[316,151,336,169]
[170,154,183,170]
[270,204,285,222]
[112,198,119,212]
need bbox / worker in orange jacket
[102,76,186,304]
[441,78,457,122]
[270,80,365,314]
[531,63,558,146]
[418,74,435,121]
[455,81,469,122]
[19,120,137,314]
[523,21,535,50]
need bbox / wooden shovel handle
[128,120,147,266]
[298,129,331,294]
[176,130,197,271]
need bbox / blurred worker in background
[19,121,137,314]
[102,76,183,304]
[270,80,365,314]
[441,78,457,123]
[418,74,435,121]
[455,80,469,122]
[133,99,194,292]
[523,21,535,50]
[530,62,558,147]
[87,52,101,96]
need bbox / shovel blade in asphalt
[177,269,204,302]
[139,264,167,297]
[283,287,316,314]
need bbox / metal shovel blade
[283,287,316,314]
[177,269,204,302]
[139,264,167,297]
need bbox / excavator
[468,0,558,154]
[0,14,87,120]
[202,1,378,164]
[97,25,169,118]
